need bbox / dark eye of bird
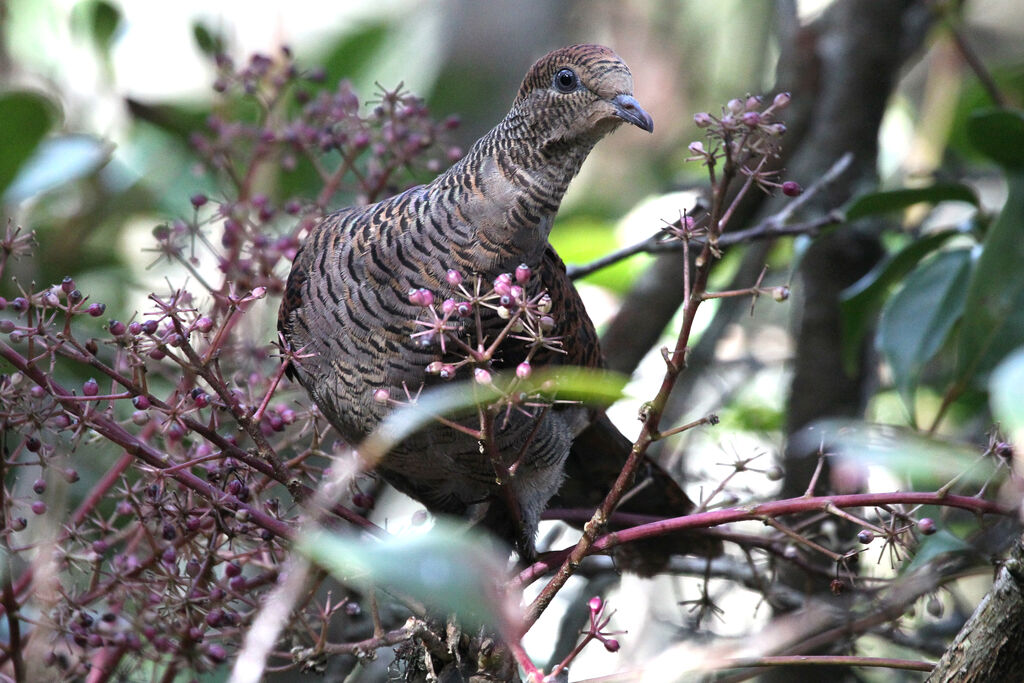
[553,68,579,93]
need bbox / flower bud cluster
[688,92,800,196]
[404,264,563,408]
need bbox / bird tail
[555,413,723,575]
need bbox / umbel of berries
[281,45,669,558]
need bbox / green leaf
[192,21,226,57]
[89,0,121,54]
[321,22,392,85]
[70,0,122,55]
[553,216,650,293]
[902,528,977,576]
[0,91,58,200]
[955,170,1024,384]
[298,521,515,633]
[967,108,1024,169]
[793,419,995,485]
[990,347,1024,442]
[840,229,962,372]
[360,368,627,466]
[878,249,972,418]
[843,184,979,221]
[3,134,112,202]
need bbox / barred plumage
[279,45,658,556]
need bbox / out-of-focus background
[4,1,1024,680]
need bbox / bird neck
[483,112,601,199]
[429,115,600,273]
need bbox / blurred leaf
[990,347,1024,441]
[3,134,112,202]
[90,0,121,54]
[192,21,226,58]
[297,521,514,633]
[840,229,962,372]
[878,249,972,418]
[955,171,1024,383]
[70,0,122,55]
[125,99,210,143]
[551,216,650,294]
[720,402,783,432]
[843,184,979,221]
[361,368,627,466]
[0,91,59,200]
[321,23,392,85]
[793,419,994,484]
[947,70,1024,163]
[967,108,1024,169]
[902,528,976,575]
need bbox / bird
[279,44,696,560]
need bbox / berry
[781,181,803,197]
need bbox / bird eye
[553,68,579,93]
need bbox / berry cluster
[0,46,457,678]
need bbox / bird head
[512,44,654,150]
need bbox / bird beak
[611,94,654,133]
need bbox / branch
[567,153,852,280]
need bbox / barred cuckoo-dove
[280,44,700,561]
